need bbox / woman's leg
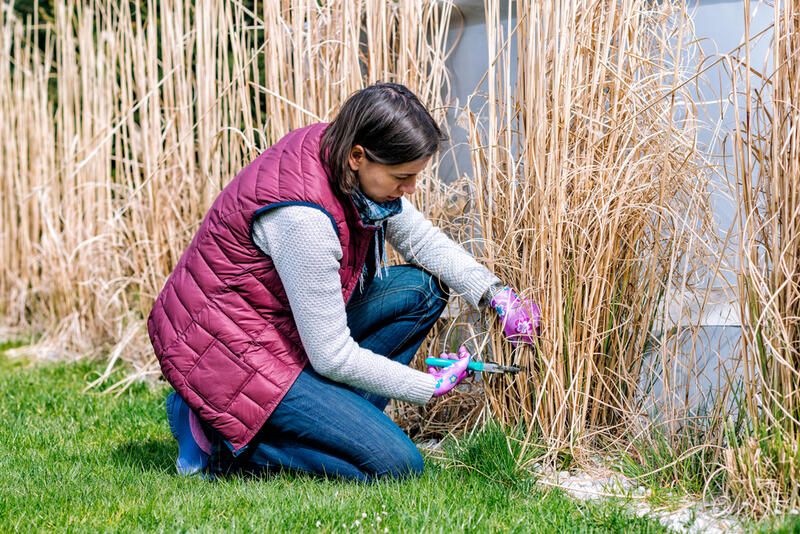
[209,264,448,480]
[344,264,450,411]
[211,366,424,482]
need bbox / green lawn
[0,352,671,533]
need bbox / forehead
[388,156,431,174]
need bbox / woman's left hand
[490,286,541,346]
[428,346,472,397]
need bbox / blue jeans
[208,264,449,481]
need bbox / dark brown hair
[320,83,446,194]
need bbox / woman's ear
[348,145,364,172]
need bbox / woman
[148,83,541,481]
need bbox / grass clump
[438,420,542,493]
[0,353,669,533]
[617,426,726,503]
[729,0,800,516]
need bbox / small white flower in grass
[361,512,367,518]
[384,528,389,533]
[354,520,361,527]
[315,520,321,528]
[376,516,382,523]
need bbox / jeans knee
[374,447,425,480]
[406,265,449,316]
[430,275,450,308]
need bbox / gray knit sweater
[251,197,502,405]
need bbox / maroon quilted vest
[147,123,376,454]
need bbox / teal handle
[425,357,485,372]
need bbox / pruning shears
[427,328,523,375]
[424,357,522,375]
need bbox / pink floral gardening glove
[428,345,472,397]
[490,286,542,346]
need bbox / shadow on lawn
[111,439,176,473]
[110,438,296,481]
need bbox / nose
[399,176,418,195]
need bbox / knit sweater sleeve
[386,197,504,309]
[251,205,436,405]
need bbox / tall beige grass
[728,0,800,515]
[444,0,710,456]
[0,0,454,385]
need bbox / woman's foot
[166,391,212,477]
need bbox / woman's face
[348,145,431,203]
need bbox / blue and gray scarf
[349,186,403,288]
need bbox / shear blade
[484,361,522,374]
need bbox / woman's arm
[252,205,436,404]
[386,197,503,309]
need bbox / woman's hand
[428,345,472,397]
[490,286,541,346]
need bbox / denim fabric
[208,264,449,481]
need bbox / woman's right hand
[428,345,472,397]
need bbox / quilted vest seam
[185,341,257,413]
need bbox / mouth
[387,196,401,201]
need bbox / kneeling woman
[148,83,540,481]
